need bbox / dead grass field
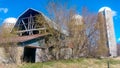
[20,58,120,68]
[1,58,120,68]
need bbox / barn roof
[19,8,40,18]
[14,8,58,31]
[14,8,68,35]
[0,33,49,44]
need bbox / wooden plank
[16,28,46,33]
[22,20,27,30]
[20,16,36,20]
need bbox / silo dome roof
[72,14,82,19]
[72,14,83,25]
[3,17,17,24]
[98,7,112,12]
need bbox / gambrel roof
[14,8,58,32]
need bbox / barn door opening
[23,47,36,63]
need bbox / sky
[0,0,120,43]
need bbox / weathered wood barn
[0,8,61,63]
[14,8,59,63]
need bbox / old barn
[0,8,60,63]
[14,8,60,63]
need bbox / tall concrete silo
[98,7,117,57]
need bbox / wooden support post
[22,20,27,30]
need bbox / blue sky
[0,0,120,42]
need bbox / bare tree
[36,1,109,60]
[0,25,18,63]
[45,1,106,59]
[45,0,76,60]
[68,7,100,58]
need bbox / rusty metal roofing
[0,33,49,44]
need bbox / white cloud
[112,10,117,17]
[114,15,120,21]
[0,8,8,13]
[118,38,120,42]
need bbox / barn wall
[0,47,24,64]
[17,47,24,64]
[0,47,6,63]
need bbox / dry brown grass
[1,58,120,68]
[20,58,120,68]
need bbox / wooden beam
[22,20,27,30]
[16,28,46,33]
[20,16,36,20]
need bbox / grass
[16,58,120,68]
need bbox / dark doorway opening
[23,47,36,63]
